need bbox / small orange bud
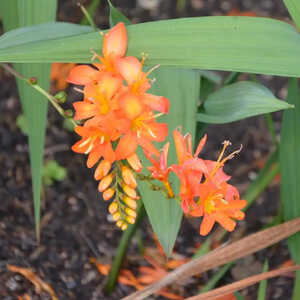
[108,202,118,214]
[126,216,135,224]
[121,166,137,188]
[121,223,128,231]
[125,207,137,218]
[98,173,114,192]
[123,196,137,210]
[116,220,123,228]
[103,188,115,201]
[112,212,121,221]
[122,184,138,199]
[95,160,112,180]
[127,153,142,172]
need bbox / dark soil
[0,1,296,299]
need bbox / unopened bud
[108,202,118,214]
[116,220,123,228]
[64,109,73,118]
[121,166,137,189]
[54,91,67,104]
[103,188,115,201]
[112,212,121,221]
[98,173,113,192]
[127,153,142,172]
[123,196,137,210]
[95,160,111,180]
[121,223,128,231]
[122,184,138,199]
[126,216,136,225]
[29,77,37,85]
[125,207,137,218]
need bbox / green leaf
[280,78,300,300]
[0,0,57,240]
[283,0,300,29]
[16,114,28,135]
[43,160,67,186]
[107,0,131,27]
[198,70,221,85]
[0,17,300,77]
[257,260,269,300]
[197,81,292,124]
[138,67,200,256]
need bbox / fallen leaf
[7,265,58,300]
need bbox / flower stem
[1,63,77,127]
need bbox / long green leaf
[0,17,299,77]
[138,67,200,256]
[280,78,300,300]
[0,0,57,239]
[283,0,300,29]
[257,260,269,300]
[197,81,292,124]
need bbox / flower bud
[98,173,113,192]
[122,184,138,199]
[64,109,73,118]
[116,220,123,228]
[103,188,115,201]
[123,196,137,210]
[95,160,111,180]
[112,212,121,221]
[54,91,67,104]
[29,77,37,84]
[108,202,118,214]
[125,207,137,218]
[127,153,142,172]
[126,216,135,225]
[121,166,137,188]
[121,223,128,231]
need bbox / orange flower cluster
[147,128,247,236]
[67,23,169,229]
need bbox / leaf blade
[197,81,292,124]
[283,0,300,29]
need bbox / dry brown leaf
[122,218,300,300]
[186,265,300,300]
[7,265,58,300]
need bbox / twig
[0,63,77,127]
[186,264,300,300]
[122,218,300,300]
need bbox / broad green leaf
[0,0,57,239]
[138,67,200,256]
[0,17,300,77]
[280,78,300,300]
[257,260,269,300]
[283,0,300,29]
[197,81,292,124]
[198,70,221,85]
[107,0,131,27]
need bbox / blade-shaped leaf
[283,0,300,29]
[107,0,130,27]
[257,260,269,300]
[280,78,300,300]
[138,67,200,256]
[197,81,292,124]
[0,17,300,77]
[0,0,57,239]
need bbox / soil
[0,1,296,299]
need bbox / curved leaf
[0,17,300,77]
[283,0,300,29]
[197,81,292,124]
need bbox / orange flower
[172,129,208,212]
[51,63,76,90]
[67,22,127,85]
[145,142,171,182]
[72,125,116,167]
[189,141,247,235]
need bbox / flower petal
[115,133,138,160]
[214,213,236,232]
[200,214,215,236]
[73,102,98,120]
[67,65,100,85]
[143,93,170,113]
[115,56,141,85]
[103,22,127,58]
[139,137,160,157]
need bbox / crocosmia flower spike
[67,22,169,230]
